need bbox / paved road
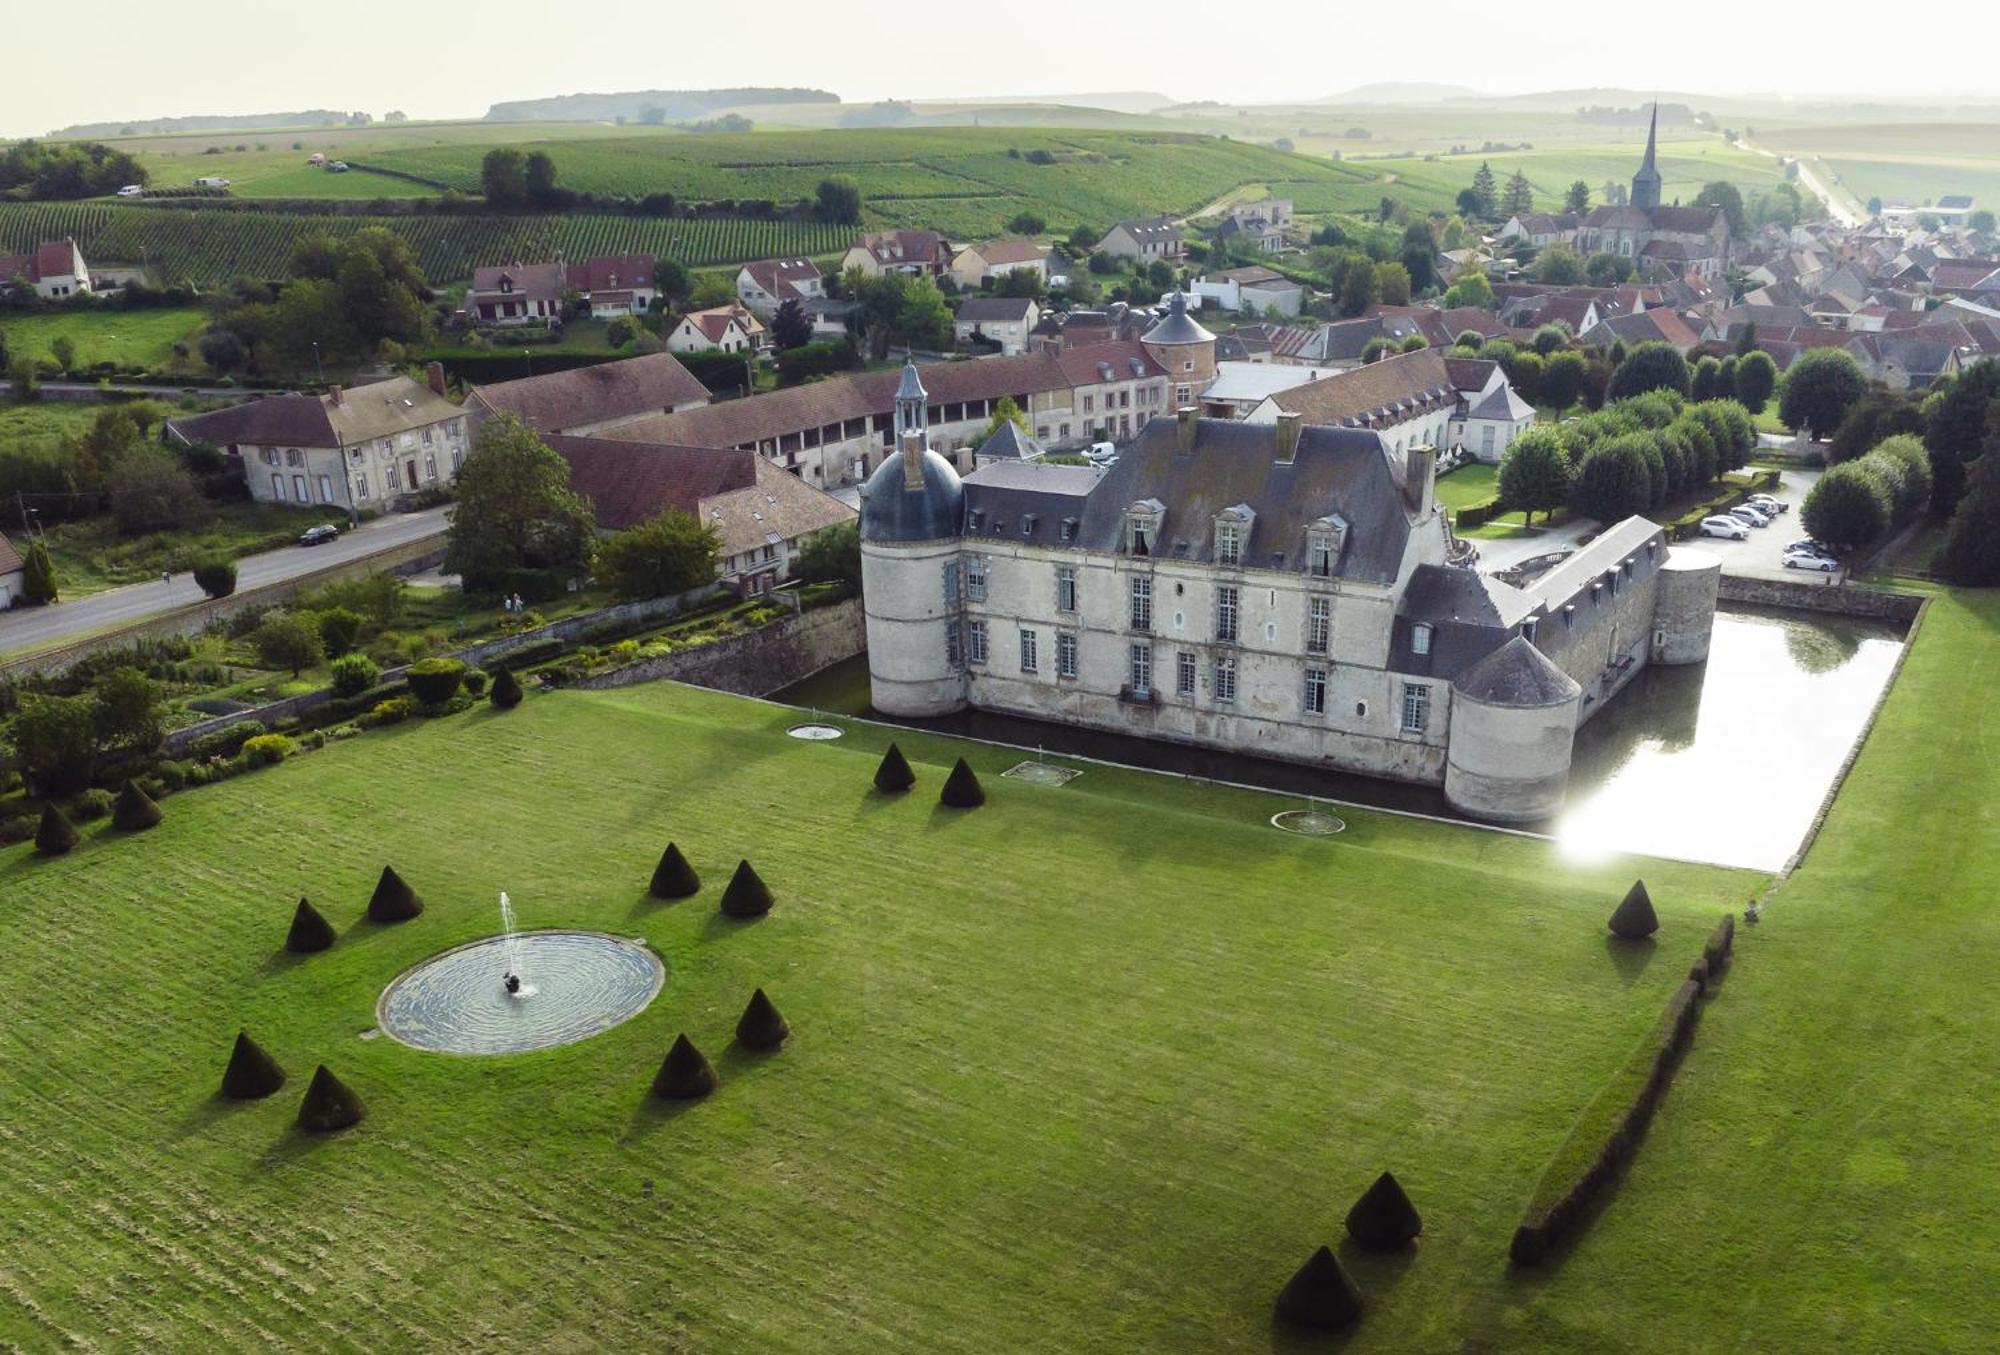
[0,506,450,658]
[1739,137,1861,227]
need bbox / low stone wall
[576,599,865,698]
[1717,575,1923,623]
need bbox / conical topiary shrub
[1274,1245,1363,1332]
[1344,1171,1423,1251]
[220,1030,287,1100]
[874,742,915,794]
[286,897,337,953]
[367,865,423,923]
[735,987,790,1050]
[1608,879,1659,939]
[939,757,985,809]
[34,804,78,856]
[719,860,772,918]
[651,1033,718,1099]
[490,667,524,710]
[649,842,701,899]
[113,778,163,832]
[297,1064,365,1132]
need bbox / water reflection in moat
[775,605,1904,872]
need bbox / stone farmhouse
[858,402,1719,823]
[1097,217,1185,263]
[954,296,1040,356]
[1573,107,1731,278]
[166,371,468,511]
[0,238,91,298]
[950,238,1051,289]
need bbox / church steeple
[1631,102,1663,212]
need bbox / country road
[0,506,450,658]
[1739,136,1862,228]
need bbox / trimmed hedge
[220,1030,288,1100]
[367,865,424,923]
[652,1033,718,1099]
[940,757,985,809]
[874,742,915,794]
[649,842,701,899]
[719,859,772,918]
[1608,879,1659,939]
[1345,1171,1423,1251]
[296,1064,365,1132]
[1702,913,1735,980]
[1273,1245,1363,1332]
[735,987,790,1050]
[1454,498,1505,531]
[405,657,468,707]
[286,897,337,953]
[489,667,525,710]
[113,778,163,831]
[34,804,78,856]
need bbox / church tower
[1630,103,1663,213]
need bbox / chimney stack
[1405,445,1437,516]
[1175,405,1198,455]
[1274,412,1302,464]
[328,385,343,407]
[901,428,926,491]
[425,361,447,397]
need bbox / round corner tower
[1141,289,1218,391]
[1444,637,1585,824]
[1653,546,1721,665]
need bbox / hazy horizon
[5,0,1999,137]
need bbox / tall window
[943,561,961,606]
[1214,656,1238,703]
[1056,631,1079,679]
[1056,565,1077,613]
[1411,622,1433,657]
[1304,667,1327,715]
[968,620,988,664]
[1308,534,1335,577]
[353,473,369,500]
[1307,597,1331,655]
[965,556,987,602]
[1019,629,1039,674]
[1216,585,1239,644]
[1129,575,1152,630]
[946,622,963,669]
[1130,643,1153,696]
[1176,651,1197,697]
[271,473,286,501]
[1401,683,1431,734]
[317,474,332,503]
[1216,521,1243,566]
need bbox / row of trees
[0,141,147,200]
[200,228,433,372]
[1497,391,1758,526]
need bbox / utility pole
[312,341,325,386]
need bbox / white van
[193,176,231,189]
[116,184,144,197]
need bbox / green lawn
[0,307,205,370]
[0,678,1755,1349]
[1433,461,1497,511]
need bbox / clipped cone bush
[286,897,337,953]
[297,1065,365,1132]
[735,987,790,1050]
[939,757,985,809]
[113,778,163,832]
[652,1033,718,1099]
[874,742,915,793]
[34,804,78,856]
[367,865,423,923]
[1274,1245,1362,1333]
[1345,1171,1423,1251]
[719,860,772,918]
[490,667,524,710]
[649,842,701,899]
[1608,879,1659,939]
[220,1030,287,1100]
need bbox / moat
[775,604,1905,871]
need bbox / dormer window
[1306,514,1348,578]
[1127,499,1164,555]
[1411,622,1433,657]
[1214,505,1255,567]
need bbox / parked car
[327,161,350,173]
[1784,538,1834,557]
[116,184,144,197]
[1699,516,1750,540]
[1747,493,1788,515]
[193,176,231,188]
[1728,506,1772,528]
[1784,551,1838,572]
[298,524,340,547]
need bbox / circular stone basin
[1271,809,1347,837]
[377,931,664,1055]
[788,723,844,740]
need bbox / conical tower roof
[1632,102,1663,212]
[1141,289,1214,346]
[895,359,928,401]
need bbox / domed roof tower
[1142,289,1218,391]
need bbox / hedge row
[1454,498,1504,531]
[1509,916,1737,1266]
[1662,469,1783,542]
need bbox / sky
[6,0,2000,137]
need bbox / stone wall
[1716,576,1922,624]
[576,599,865,698]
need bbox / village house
[165,370,468,511]
[465,351,712,438]
[0,531,25,608]
[842,230,951,279]
[545,436,854,596]
[1096,217,1185,263]
[564,254,658,317]
[950,238,1050,289]
[735,257,825,319]
[462,254,658,326]
[667,304,766,355]
[1497,212,1580,250]
[1242,348,1535,465]
[1191,267,1305,317]
[1579,307,1703,355]
[955,296,1041,356]
[0,239,91,299]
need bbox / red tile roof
[565,254,654,294]
[0,529,23,576]
[548,435,854,553]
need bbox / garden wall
[576,598,864,698]
[1716,576,1923,623]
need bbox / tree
[1802,460,1891,549]
[1827,390,1923,464]
[873,742,915,794]
[1496,427,1574,525]
[523,150,559,206]
[107,446,209,535]
[688,272,736,309]
[1006,211,1046,236]
[1735,349,1777,414]
[596,509,721,601]
[1690,355,1723,402]
[113,778,163,832]
[330,652,380,696]
[34,804,78,857]
[9,355,38,401]
[190,556,237,599]
[297,1065,365,1132]
[7,693,98,795]
[198,328,246,372]
[895,277,954,350]
[1780,348,1867,436]
[316,606,364,657]
[286,899,337,954]
[1531,322,1572,356]
[1540,350,1587,413]
[1340,262,1377,316]
[1373,261,1411,306]
[480,147,528,206]
[1570,440,1652,522]
[1924,358,2000,461]
[1564,180,1591,214]
[443,414,598,591]
[49,336,76,373]
[1500,169,1534,218]
[92,668,163,757]
[653,258,691,303]
[254,611,324,675]
[1442,270,1494,309]
[814,176,862,225]
[1585,251,1633,287]
[1399,221,1435,293]
[1938,454,2000,585]
[1530,246,1585,285]
[1693,181,1747,237]
[1608,341,1691,402]
[769,297,813,351]
[489,666,524,710]
[1275,1246,1362,1333]
[1468,162,1497,218]
[792,520,861,595]
[21,538,57,603]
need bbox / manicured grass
[38,501,346,596]
[1493,587,2000,1351]
[1433,461,1497,511]
[0,307,205,369]
[0,678,1754,1349]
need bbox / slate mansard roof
[860,448,965,544]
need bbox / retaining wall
[1716,575,1923,623]
[576,599,864,698]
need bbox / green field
[0,674,1765,1348]
[0,398,102,454]
[1752,123,2000,211]
[1373,142,1786,216]
[0,307,205,369]
[1433,461,1497,511]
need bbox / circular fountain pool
[376,931,664,1054]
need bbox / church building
[1573,107,1732,279]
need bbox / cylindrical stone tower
[1444,637,1585,824]
[1653,546,1721,665]
[1141,289,1218,390]
[860,428,966,717]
